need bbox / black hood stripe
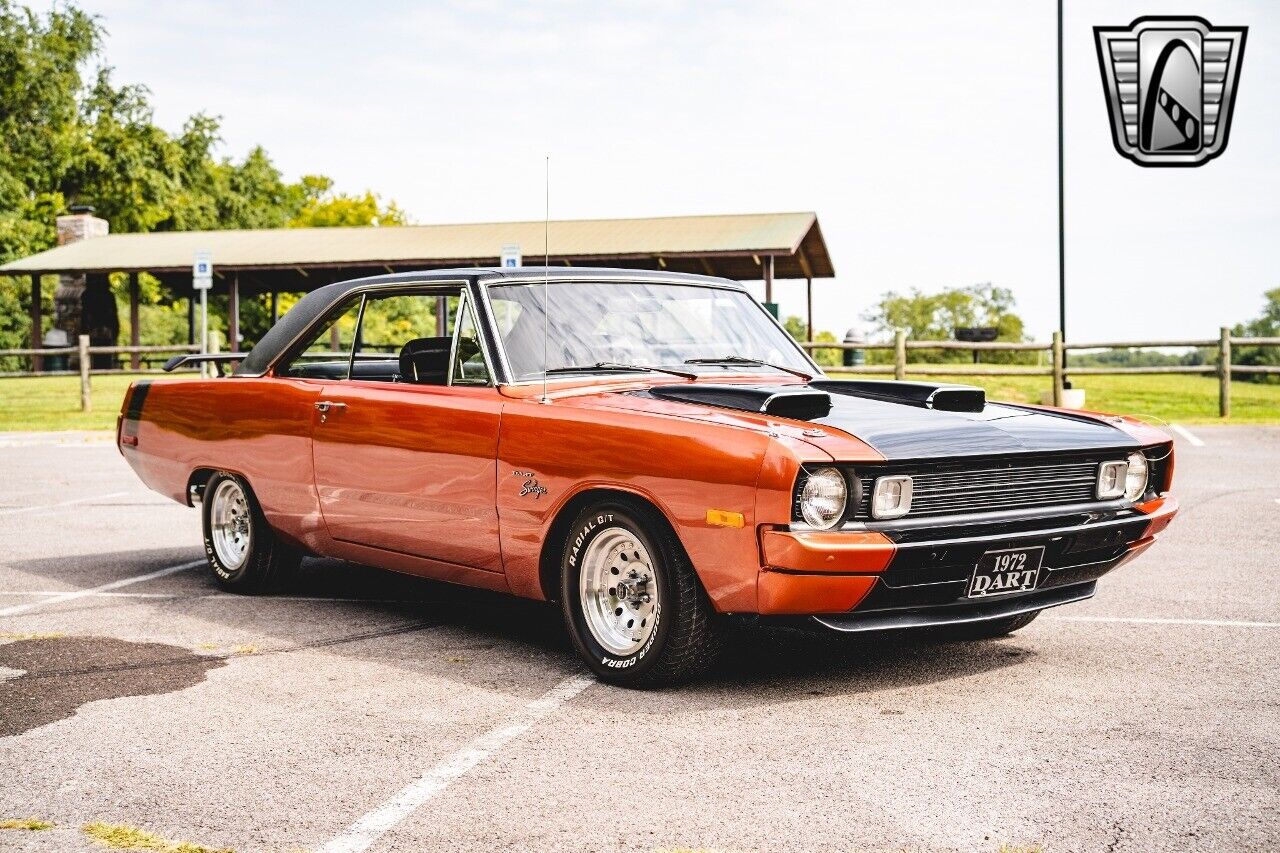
[637,381,1136,460]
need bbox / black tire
[201,471,300,593]
[560,500,722,687]
[935,609,1041,641]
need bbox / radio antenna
[540,155,550,404]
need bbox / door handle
[314,400,347,422]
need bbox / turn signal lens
[1124,451,1149,501]
[1097,461,1128,499]
[871,475,913,520]
[799,467,847,529]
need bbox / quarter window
[451,297,491,385]
[279,297,363,379]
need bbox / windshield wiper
[544,362,698,380]
[683,356,812,381]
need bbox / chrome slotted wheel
[209,478,253,571]
[579,527,660,656]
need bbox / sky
[40,0,1280,343]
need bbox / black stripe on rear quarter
[124,380,153,421]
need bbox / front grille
[854,456,1105,519]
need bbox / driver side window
[280,286,493,385]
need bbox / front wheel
[560,501,722,687]
[201,472,300,593]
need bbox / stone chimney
[54,206,116,367]
[56,206,109,245]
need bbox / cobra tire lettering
[602,602,661,668]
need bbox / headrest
[398,337,452,383]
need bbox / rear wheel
[201,472,299,593]
[936,610,1040,641]
[560,500,722,687]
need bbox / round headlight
[1124,451,1149,501]
[800,467,848,529]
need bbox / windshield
[487,281,816,382]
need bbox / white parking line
[319,672,594,853]
[0,559,204,618]
[1047,615,1280,629]
[1169,424,1205,447]
[0,491,130,517]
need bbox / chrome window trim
[446,290,495,388]
[254,279,472,378]
[478,275,823,386]
[344,294,369,381]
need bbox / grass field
[0,371,1276,432]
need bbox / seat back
[398,337,452,384]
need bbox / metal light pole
[1058,0,1069,390]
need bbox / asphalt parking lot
[1,426,1277,852]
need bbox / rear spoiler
[162,353,246,377]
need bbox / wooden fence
[0,328,1277,417]
[802,327,1279,418]
[0,336,202,413]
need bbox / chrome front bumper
[812,581,1096,632]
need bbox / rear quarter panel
[119,376,324,549]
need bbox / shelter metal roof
[0,212,834,290]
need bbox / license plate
[967,546,1045,598]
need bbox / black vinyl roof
[234,267,742,376]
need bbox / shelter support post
[763,255,774,305]
[271,289,279,324]
[796,249,815,343]
[128,271,141,369]
[187,295,195,345]
[29,273,42,373]
[228,273,240,352]
[805,277,813,342]
[437,296,447,336]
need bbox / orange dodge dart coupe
[119,268,1178,686]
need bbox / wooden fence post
[1219,326,1231,418]
[78,334,91,413]
[1051,331,1064,407]
[204,330,222,379]
[894,329,906,380]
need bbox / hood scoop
[649,384,833,420]
[811,379,986,413]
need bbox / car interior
[280,287,489,386]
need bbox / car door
[309,286,504,572]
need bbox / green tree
[863,283,1029,364]
[0,2,408,362]
[780,315,841,368]
[290,177,408,228]
[1231,288,1280,383]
